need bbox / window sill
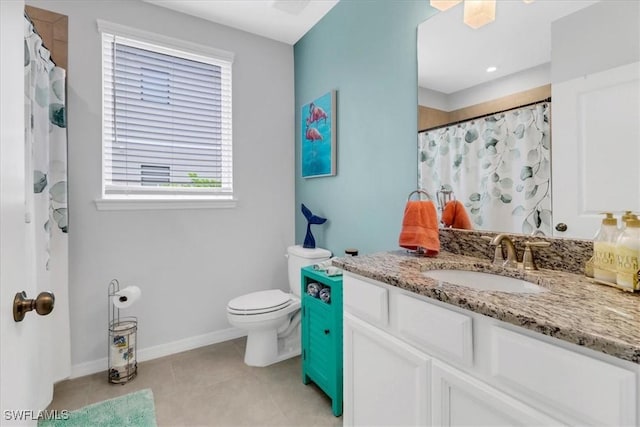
[94,197,237,211]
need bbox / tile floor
[47,337,342,426]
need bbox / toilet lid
[228,289,292,313]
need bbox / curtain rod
[418,97,551,134]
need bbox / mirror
[417,0,640,238]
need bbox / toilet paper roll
[110,320,136,367]
[112,286,141,309]
[109,364,136,382]
[110,346,135,367]
[111,324,136,348]
[307,282,322,298]
[319,286,331,304]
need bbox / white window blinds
[101,28,233,198]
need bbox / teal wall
[294,0,435,256]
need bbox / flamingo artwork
[305,126,323,142]
[306,102,328,126]
[301,91,335,178]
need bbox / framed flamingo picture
[301,90,336,178]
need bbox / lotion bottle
[593,213,619,283]
[615,217,640,291]
[619,211,635,231]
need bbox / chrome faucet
[489,234,518,268]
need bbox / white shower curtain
[419,102,552,235]
[24,15,70,402]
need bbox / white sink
[423,270,548,294]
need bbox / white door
[431,361,561,427]
[1,1,53,425]
[343,312,431,426]
[552,61,640,238]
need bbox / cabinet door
[431,361,562,427]
[344,312,431,427]
[303,296,332,391]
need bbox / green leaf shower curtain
[24,15,70,398]
[419,102,551,235]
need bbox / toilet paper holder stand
[108,279,138,385]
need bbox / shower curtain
[24,15,70,397]
[419,102,551,235]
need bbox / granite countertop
[333,251,640,364]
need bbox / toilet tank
[287,245,331,296]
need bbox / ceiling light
[486,66,497,73]
[464,0,496,29]
[434,0,530,30]
[430,0,462,12]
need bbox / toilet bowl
[227,245,331,367]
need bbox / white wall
[447,63,550,111]
[418,63,550,111]
[551,0,640,84]
[418,87,449,111]
[25,0,295,375]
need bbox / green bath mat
[39,388,157,427]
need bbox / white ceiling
[418,0,599,94]
[143,0,599,92]
[143,0,339,45]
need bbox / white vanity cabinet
[343,272,639,427]
[431,360,560,427]
[344,313,430,426]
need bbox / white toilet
[227,245,331,367]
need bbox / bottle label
[593,242,616,271]
[616,246,639,290]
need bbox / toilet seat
[227,289,293,315]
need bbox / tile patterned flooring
[47,337,342,426]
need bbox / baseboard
[69,327,246,379]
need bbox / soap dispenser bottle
[620,211,635,231]
[615,217,640,291]
[593,213,619,283]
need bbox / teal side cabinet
[301,266,343,417]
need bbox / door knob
[13,291,55,322]
[555,223,568,232]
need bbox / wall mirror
[417,0,640,239]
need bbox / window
[99,21,233,204]
[141,164,170,186]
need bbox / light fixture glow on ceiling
[464,0,496,29]
[433,0,533,30]
[430,0,463,12]
[486,66,497,73]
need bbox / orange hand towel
[441,200,473,230]
[398,200,440,256]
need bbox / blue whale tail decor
[301,204,327,249]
